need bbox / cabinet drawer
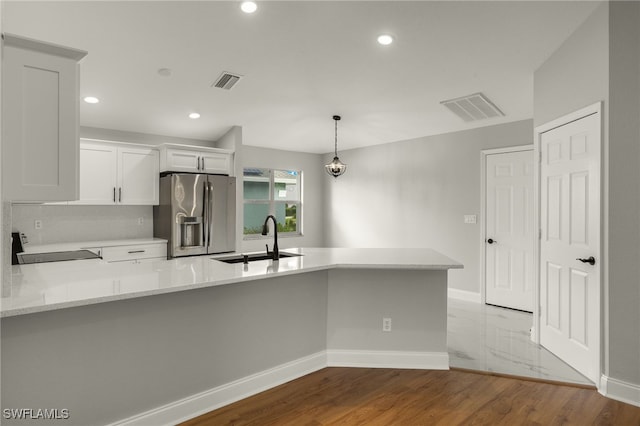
[101,243,167,262]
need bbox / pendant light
[325,115,347,178]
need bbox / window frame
[242,168,303,239]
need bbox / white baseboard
[448,288,481,303]
[108,351,327,426]
[109,349,450,425]
[327,350,450,370]
[599,375,640,408]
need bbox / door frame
[480,144,534,305]
[532,101,603,381]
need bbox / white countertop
[1,247,463,318]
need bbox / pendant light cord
[334,118,338,157]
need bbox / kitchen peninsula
[1,248,462,426]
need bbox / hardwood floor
[180,368,640,425]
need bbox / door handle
[577,256,596,265]
[203,182,209,247]
[487,238,497,244]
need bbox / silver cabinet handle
[201,157,205,170]
[128,250,145,254]
[119,187,122,203]
[113,187,116,203]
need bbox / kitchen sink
[215,252,303,264]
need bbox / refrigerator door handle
[202,181,209,248]
[207,181,214,250]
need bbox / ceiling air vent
[212,72,242,90]
[440,92,505,122]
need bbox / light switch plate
[464,215,477,224]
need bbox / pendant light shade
[325,115,347,178]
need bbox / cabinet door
[75,142,118,204]
[165,149,200,173]
[118,147,159,205]
[2,43,82,202]
[201,152,231,175]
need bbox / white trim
[108,349,451,425]
[535,103,601,134]
[481,145,534,156]
[599,375,640,408]
[327,350,449,370]
[480,145,534,306]
[108,351,327,426]
[533,101,603,378]
[532,128,541,345]
[448,288,481,303]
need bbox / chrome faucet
[261,215,279,260]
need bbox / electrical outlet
[34,220,43,230]
[382,317,392,332]
[464,215,477,224]
[137,217,144,226]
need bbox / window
[243,168,302,237]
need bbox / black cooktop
[17,250,102,264]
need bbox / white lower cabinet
[94,242,167,263]
[76,140,159,205]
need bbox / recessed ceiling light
[377,34,394,46]
[240,1,257,13]
[83,96,100,104]
[189,113,201,119]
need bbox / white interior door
[539,110,600,383]
[485,149,535,312]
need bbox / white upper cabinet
[1,34,87,202]
[78,143,118,204]
[119,146,160,204]
[76,140,159,205]
[159,144,233,175]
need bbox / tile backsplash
[11,204,153,246]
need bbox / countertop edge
[1,264,332,318]
[2,248,464,318]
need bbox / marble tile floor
[448,298,593,386]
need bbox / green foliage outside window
[243,169,301,236]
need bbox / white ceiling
[3,1,599,153]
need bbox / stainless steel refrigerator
[154,173,236,258]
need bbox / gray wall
[323,119,533,294]
[607,1,640,386]
[1,272,329,426]
[241,145,326,253]
[534,1,640,391]
[11,204,153,245]
[532,3,609,128]
[327,269,447,352]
